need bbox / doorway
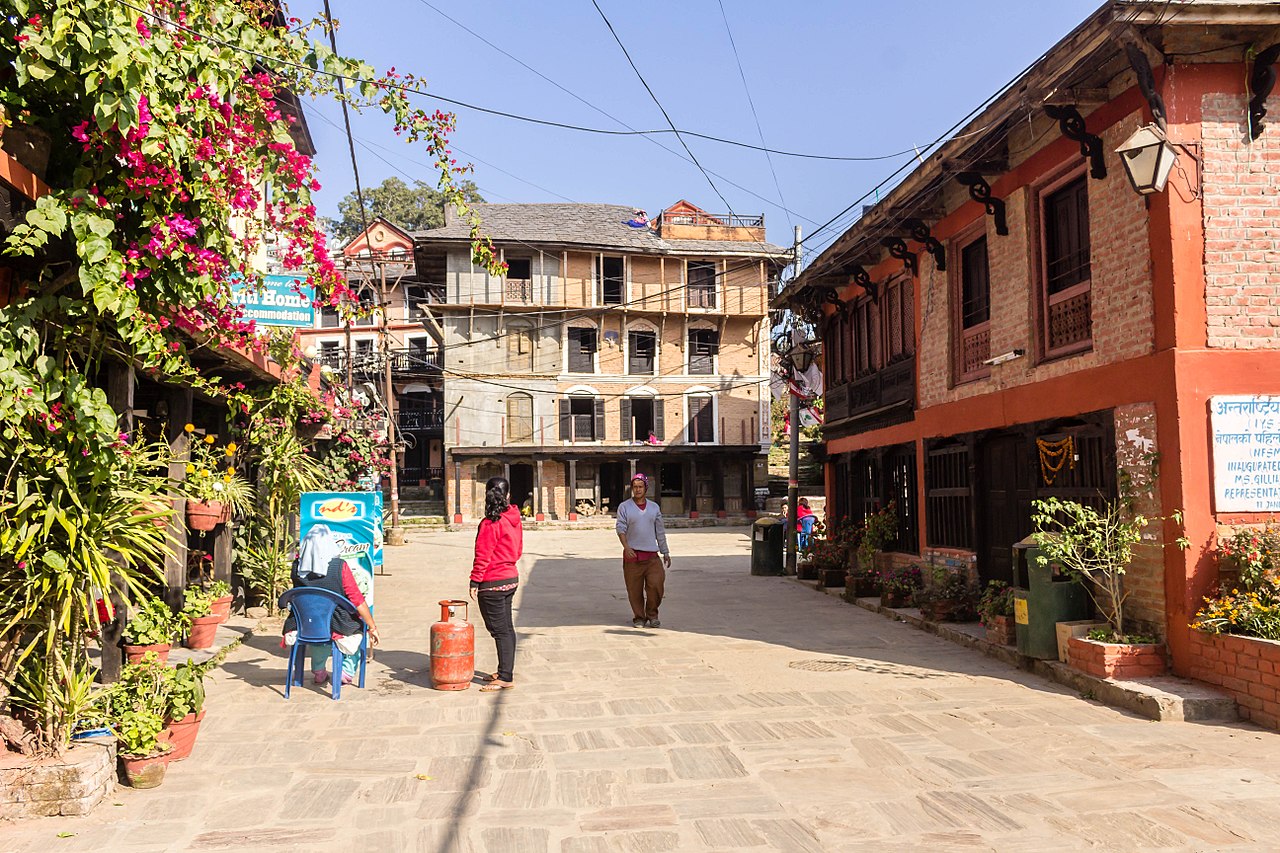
[599,461,628,515]
[977,435,1034,584]
[509,463,533,515]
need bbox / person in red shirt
[796,497,814,532]
[470,476,523,692]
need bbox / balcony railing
[658,211,764,228]
[317,347,442,378]
[399,407,443,432]
[401,465,444,482]
[826,356,915,424]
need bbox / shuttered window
[1041,175,1092,356]
[506,394,533,443]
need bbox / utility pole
[381,258,406,546]
[786,225,803,575]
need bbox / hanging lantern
[1115,123,1178,195]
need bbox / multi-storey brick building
[298,217,447,501]
[779,0,1280,676]
[414,201,789,522]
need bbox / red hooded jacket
[470,504,523,591]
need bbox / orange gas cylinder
[430,599,474,690]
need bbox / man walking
[615,473,671,628]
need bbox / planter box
[1067,636,1167,680]
[844,575,880,599]
[1055,620,1109,663]
[797,562,820,581]
[819,567,847,588]
[1189,630,1280,731]
[880,589,913,609]
[985,615,1016,645]
[919,600,977,623]
[0,740,115,818]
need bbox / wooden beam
[164,389,193,611]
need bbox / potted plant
[107,654,173,788]
[978,580,1016,644]
[878,563,922,608]
[854,503,898,578]
[1032,497,1183,679]
[914,565,977,622]
[844,559,881,601]
[182,586,220,650]
[182,426,252,531]
[164,661,208,761]
[122,597,181,664]
[205,579,234,623]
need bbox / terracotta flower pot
[210,595,233,623]
[880,589,913,609]
[165,710,206,761]
[119,751,169,789]
[186,500,225,532]
[124,643,171,665]
[819,567,847,588]
[185,614,220,649]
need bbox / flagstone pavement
[8,527,1280,852]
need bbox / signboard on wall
[1210,395,1280,512]
[299,492,384,606]
[230,274,315,327]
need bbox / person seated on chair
[796,497,813,532]
[283,524,381,686]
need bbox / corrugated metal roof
[413,203,789,258]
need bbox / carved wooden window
[956,236,991,382]
[505,257,532,303]
[851,298,879,378]
[1041,174,1092,357]
[883,276,913,363]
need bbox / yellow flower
[226,466,235,477]
[223,474,233,483]
[184,423,195,433]
[204,435,216,445]
[199,469,210,477]
[225,442,237,455]
[185,463,195,474]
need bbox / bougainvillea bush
[0,0,501,752]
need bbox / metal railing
[399,407,444,431]
[658,211,764,228]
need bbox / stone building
[778,0,1280,675]
[414,201,790,521]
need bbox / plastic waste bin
[1011,535,1090,659]
[750,517,785,576]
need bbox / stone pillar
[101,362,134,683]
[535,458,544,521]
[163,388,193,612]
[688,457,699,519]
[568,459,578,521]
[453,458,463,524]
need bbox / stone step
[801,580,1239,724]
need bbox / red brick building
[779,0,1280,676]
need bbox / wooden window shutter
[594,398,606,441]
[654,399,665,440]
[620,398,633,441]
[558,398,570,440]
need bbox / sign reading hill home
[230,273,315,327]
[1211,395,1280,512]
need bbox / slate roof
[413,203,788,258]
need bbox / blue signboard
[231,273,315,328]
[299,492,384,606]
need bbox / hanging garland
[1037,436,1076,485]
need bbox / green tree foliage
[329,177,484,242]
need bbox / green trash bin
[750,517,785,576]
[1011,535,1090,659]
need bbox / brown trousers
[623,555,665,620]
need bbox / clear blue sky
[293,0,1103,255]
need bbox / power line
[717,0,791,232]
[589,0,733,215]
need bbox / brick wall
[1188,630,1278,730]
[1113,402,1166,636]
[1202,92,1280,349]
[0,740,115,818]
[917,110,1155,413]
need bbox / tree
[330,176,483,242]
[0,0,503,753]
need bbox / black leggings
[476,588,516,682]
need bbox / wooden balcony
[823,356,915,435]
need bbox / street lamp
[1115,123,1178,195]
[785,339,817,576]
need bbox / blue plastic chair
[278,587,368,700]
[798,515,817,550]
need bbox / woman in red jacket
[470,476,523,692]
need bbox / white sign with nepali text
[1211,395,1280,512]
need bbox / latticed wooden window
[852,299,879,378]
[884,277,913,363]
[957,237,991,382]
[504,257,532,303]
[1042,175,1092,356]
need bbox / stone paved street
[9,527,1280,851]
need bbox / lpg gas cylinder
[429,599,474,690]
